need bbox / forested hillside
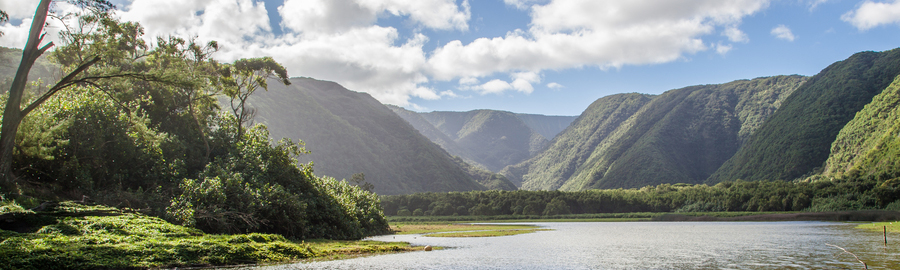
[501,93,653,188]
[250,78,488,195]
[820,74,900,180]
[391,108,567,172]
[709,49,900,183]
[508,76,805,190]
[511,114,577,140]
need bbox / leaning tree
[0,0,114,191]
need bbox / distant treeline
[381,177,900,216]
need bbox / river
[251,221,900,269]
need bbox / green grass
[428,229,551,237]
[390,222,548,237]
[856,221,900,233]
[0,201,416,269]
[386,211,788,223]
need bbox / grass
[856,221,900,233]
[391,222,549,237]
[386,211,793,223]
[0,201,418,269]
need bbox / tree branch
[21,56,101,116]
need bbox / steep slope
[1,47,59,89]
[510,76,805,190]
[386,105,468,162]
[386,105,518,190]
[709,49,900,183]
[250,77,486,195]
[502,93,653,189]
[514,114,577,140]
[414,110,550,172]
[820,74,900,180]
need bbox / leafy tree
[0,0,115,191]
[219,57,290,138]
[0,10,7,36]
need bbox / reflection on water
[250,222,900,269]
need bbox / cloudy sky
[2,0,900,115]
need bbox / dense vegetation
[507,76,805,191]
[0,202,313,269]
[820,74,900,181]
[249,78,488,195]
[382,176,899,217]
[710,49,900,183]
[502,93,653,189]
[1,11,388,240]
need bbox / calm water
[252,222,900,269]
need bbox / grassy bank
[386,211,794,223]
[391,223,549,237]
[0,201,416,269]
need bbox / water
[251,222,900,269]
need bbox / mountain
[708,49,900,183]
[511,114,577,140]
[250,77,487,195]
[819,74,900,180]
[390,107,574,172]
[1,47,58,90]
[507,75,806,190]
[501,93,653,189]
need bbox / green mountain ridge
[820,74,900,180]
[250,77,488,195]
[502,93,654,189]
[506,76,805,190]
[390,107,575,172]
[708,49,900,183]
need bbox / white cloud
[770,24,795,41]
[2,0,773,108]
[113,0,473,107]
[459,77,479,85]
[722,26,748,43]
[807,0,830,11]
[279,0,470,33]
[428,0,769,81]
[547,82,563,90]
[479,79,513,95]
[841,0,900,31]
[503,0,549,10]
[0,2,83,48]
[715,42,733,54]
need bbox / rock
[424,245,433,251]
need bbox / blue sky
[2,0,900,115]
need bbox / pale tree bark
[0,0,101,191]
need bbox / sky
[2,0,900,116]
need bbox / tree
[0,0,114,191]
[0,10,8,36]
[219,57,290,138]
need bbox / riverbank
[391,223,548,237]
[0,201,417,269]
[387,210,900,223]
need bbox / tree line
[382,175,900,217]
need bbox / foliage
[382,176,894,217]
[1,11,389,241]
[821,74,900,181]
[506,76,805,191]
[0,202,314,269]
[711,49,900,183]
[501,93,654,189]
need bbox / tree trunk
[0,0,52,190]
